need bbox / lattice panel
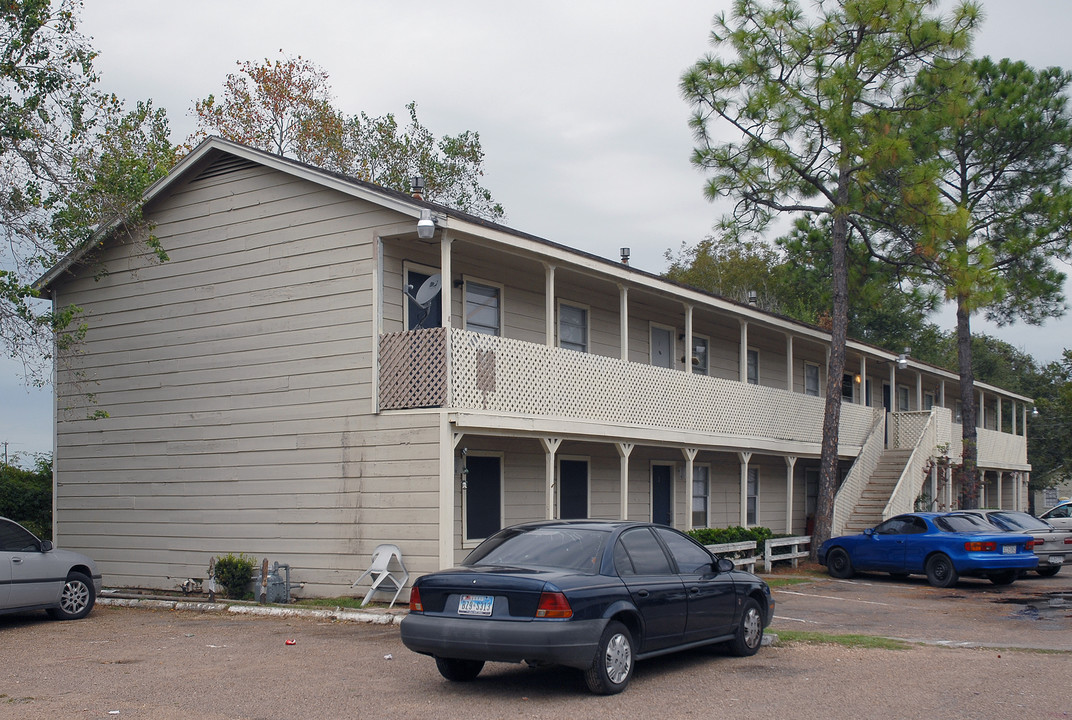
[447,328,878,447]
[378,328,447,409]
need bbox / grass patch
[771,629,911,650]
[764,576,816,589]
[289,596,396,611]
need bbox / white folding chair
[351,544,409,608]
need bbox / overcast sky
[3,0,1071,463]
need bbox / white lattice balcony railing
[949,423,1029,468]
[379,328,879,447]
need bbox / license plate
[458,594,494,616]
[1049,555,1065,565]
[1002,545,1015,555]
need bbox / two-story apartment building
[37,138,1032,597]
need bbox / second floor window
[897,385,910,412]
[747,348,759,384]
[559,303,588,353]
[692,336,709,376]
[465,281,501,336]
[804,362,820,397]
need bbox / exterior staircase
[842,449,915,534]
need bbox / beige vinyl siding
[53,163,444,594]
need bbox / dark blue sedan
[818,512,1039,588]
[400,520,774,695]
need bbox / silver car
[1039,501,1072,531]
[0,516,103,619]
[950,509,1072,577]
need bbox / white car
[0,516,103,620]
[1039,501,1072,531]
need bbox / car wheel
[434,657,485,682]
[924,554,959,588]
[584,621,634,695]
[1037,566,1061,577]
[988,570,1017,586]
[46,572,95,620]
[726,597,764,657]
[826,548,854,579]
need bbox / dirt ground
[3,569,1072,720]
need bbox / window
[692,465,710,528]
[747,467,759,526]
[614,528,673,576]
[804,362,820,397]
[0,518,39,552]
[747,348,760,385]
[865,379,873,407]
[805,467,819,519]
[955,400,963,423]
[897,385,910,412]
[651,325,674,369]
[464,281,501,336]
[691,336,709,375]
[559,459,589,519]
[464,454,502,542]
[842,373,854,402]
[558,302,588,353]
[654,527,714,574]
[923,392,935,411]
[405,267,442,330]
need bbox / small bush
[213,553,256,599]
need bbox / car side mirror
[863,528,875,537]
[40,540,54,552]
[716,557,735,573]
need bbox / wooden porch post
[738,452,752,526]
[544,264,556,347]
[540,437,562,520]
[682,448,698,531]
[785,456,797,534]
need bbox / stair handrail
[831,409,886,536]
[882,409,939,519]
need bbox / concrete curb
[98,597,405,625]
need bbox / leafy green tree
[0,455,53,539]
[191,55,504,220]
[870,57,1072,507]
[680,0,977,554]
[1027,350,1072,492]
[1,1,175,384]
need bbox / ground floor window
[464,454,502,541]
[692,465,710,528]
[747,467,759,526]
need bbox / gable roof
[32,136,1032,403]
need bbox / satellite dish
[414,274,442,306]
[405,274,443,329]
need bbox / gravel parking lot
[3,568,1071,719]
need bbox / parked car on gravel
[400,519,774,695]
[0,516,102,620]
[1038,500,1072,531]
[949,509,1072,577]
[818,512,1038,588]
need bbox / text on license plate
[1049,555,1064,565]
[458,594,494,616]
[1002,545,1015,554]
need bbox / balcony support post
[739,321,748,383]
[540,437,562,519]
[544,264,556,347]
[683,304,693,374]
[616,443,634,520]
[786,334,794,392]
[784,456,797,534]
[682,448,698,530]
[738,452,752,526]
[620,284,629,361]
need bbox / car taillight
[535,591,573,619]
[409,586,423,613]
[1066,538,1072,545]
[964,541,997,552]
[1026,539,1039,550]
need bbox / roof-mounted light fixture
[411,176,425,198]
[417,208,437,239]
[620,247,630,265]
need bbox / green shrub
[213,553,256,599]
[688,525,774,546]
[0,457,53,540]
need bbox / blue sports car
[818,512,1038,588]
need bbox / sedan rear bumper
[400,614,605,670]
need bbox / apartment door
[652,464,673,526]
[559,459,589,519]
